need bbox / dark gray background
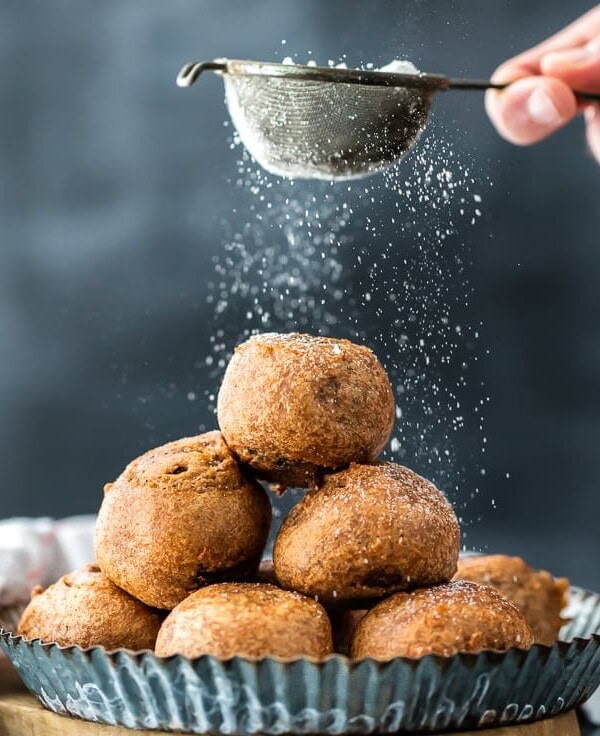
[1,2,598,588]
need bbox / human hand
[485,5,600,162]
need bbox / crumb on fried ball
[351,580,534,660]
[454,554,569,646]
[217,333,395,487]
[155,583,333,660]
[17,564,163,651]
[94,432,272,610]
[273,462,460,603]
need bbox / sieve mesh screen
[224,62,432,180]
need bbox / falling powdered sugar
[204,56,492,532]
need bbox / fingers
[501,6,600,77]
[543,38,600,162]
[585,105,600,162]
[541,39,600,94]
[485,76,578,145]
[485,7,600,157]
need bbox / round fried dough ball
[351,581,534,660]
[273,462,460,603]
[17,564,163,651]
[155,583,333,660]
[95,432,271,610]
[454,554,569,646]
[217,333,395,487]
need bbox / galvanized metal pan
[1,586,600,735]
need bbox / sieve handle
[447,77,600,102]
[177,60,226,87]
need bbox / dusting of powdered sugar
[378,59,420,75]
[200,52,493,535]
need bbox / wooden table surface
[0,658,582,736]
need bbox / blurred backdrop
[1,1,599,587]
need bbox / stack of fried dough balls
[18,332,567,660]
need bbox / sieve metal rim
[177,58,450,92]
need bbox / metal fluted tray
[1,586,600,735]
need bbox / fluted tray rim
[1,584,597,669]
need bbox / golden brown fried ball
[95,432,271,610]
[273,462,460,603]
[454,554,569,646]
[217,333,395,487]
[155,583,333,660]
[17,564,163,651]
[351,580,534,660]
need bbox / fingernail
[544,46,595,67]
[527,88,562,127]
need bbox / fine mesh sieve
[177,58,600,181]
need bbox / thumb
[541,40,600,95]
[485,76,578,146]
